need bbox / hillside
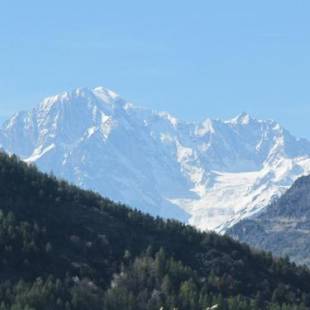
[0,152,310,309]
[227,175,310,267]
[2,87,310,232]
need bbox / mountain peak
[228,112,252,125]
[36,86,124,115]
[93,86,119,99]
[92,86,121,105]
[73,87,94,96]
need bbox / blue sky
[1,1,310,137]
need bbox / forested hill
[227,175,310,267]
[0,152,310,309]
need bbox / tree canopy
[0,152,309,309]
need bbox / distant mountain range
[1,86,310,231]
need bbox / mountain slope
[227,175,310,266]
[2,87,310,231]
[1,152,310,309]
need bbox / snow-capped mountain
[1,86,310,232]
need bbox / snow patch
[25,144,55,163]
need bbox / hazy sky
[1,1,310,137]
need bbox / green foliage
[0,152,309,309]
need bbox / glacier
[1,86,310,232]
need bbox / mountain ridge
[2,86,310,231]
[227,174,310,266]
